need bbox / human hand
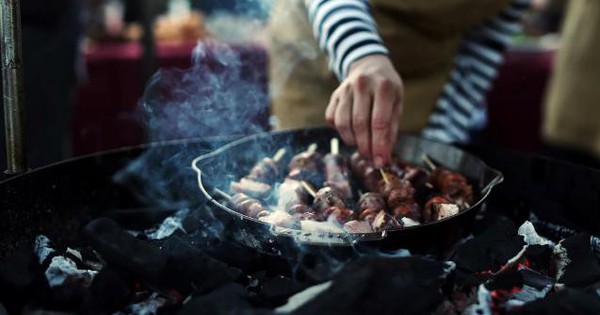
[325,54,403,168]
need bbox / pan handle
[481,166,504,196]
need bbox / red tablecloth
[74,42,554,156]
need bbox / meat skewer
[215,188,270,219]
[287,144,323,187]
[215,188,298,228]
[423,154,473,209]
[274,145,321,218]
[323,138,353,200]
[307,181,354,224]
[378,169,422,223]
[230,148,286,198]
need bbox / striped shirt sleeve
[304,0,389,79]
[422,0,531,144]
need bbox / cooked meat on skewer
[309,185,354,224]
[229,192,271,219]
[230,178,271,199]
[430,168,474,208]
[372,210,401,231]
[230,149,286,198]
[276,178,310,214]
[287,144,324,187]
[357,192,385,222]
[422,195,460,223]
[343,220,374,233]
[324,138,353,200]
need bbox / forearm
[304,0,389,79]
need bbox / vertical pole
[1,0,27,174]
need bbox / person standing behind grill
[269,0,530,167]
[542,0,600,170]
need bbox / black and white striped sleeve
[304,0,389,79]
[422,0,531,144]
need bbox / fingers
[371,79,397,167]
[325,93,339,126]
[335,84,355,146]
[352,75,372,158]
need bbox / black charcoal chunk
[292,256,445,315]
[80,268,133,314]
[452,218,525,274]
[558,233,600,287]
[84,218,167,284]
[260,276,310,306]
[508,288,600,315]
[178,283,265,315]
[0,248,47,313]
[160,236,241,293]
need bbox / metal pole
[1,0,27,174]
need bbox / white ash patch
[45,256,98,288]
[147,208,189,240]
[553,240,570,282]
[34,235,54,264]
[518,221,554,246]
[275,281,333,314]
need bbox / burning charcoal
[507,268,554,305]
[452,217,525,281]
[554,233,600,288]
[343,220,374,233]
[80,267,134,314]
[290,256,446,315]
[523,245,553,275]
[508,288,600,315]
[178,283,262,315]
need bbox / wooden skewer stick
[307,143,318,154]
[422,154,437,171]
[379,169,390,185]
[272,148,286,163]
[330,138,339,155]
[300,180,317,198]
[425,182,434,189]
[214,188,233,201]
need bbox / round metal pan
[193,127,503,256]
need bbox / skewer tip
[307,143,318,154]
[379,168,389,184]
[273,148,286,162]
[214,188,233,201]
[330,138,339,155]
[300,180,317,197]
[422,154,437,171]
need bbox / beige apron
[542,0,600,158]
[268,0,511,132]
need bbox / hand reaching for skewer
[325,55,403,168]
